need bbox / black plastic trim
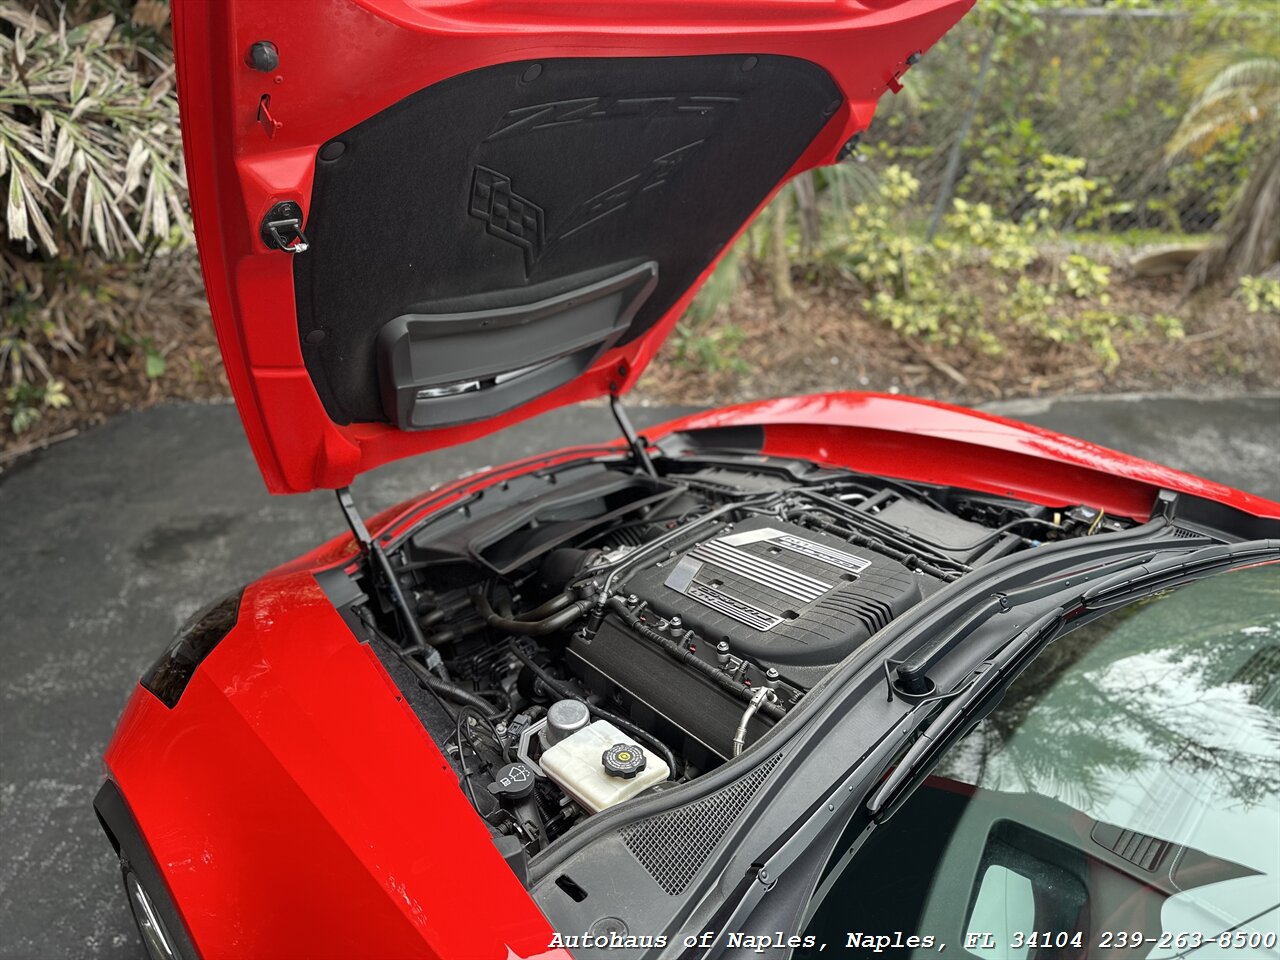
[93,780,201,960]
[140,587,244,708]
[655,425,767,457]
[376,261,658,429]
[1162,488,1280,542]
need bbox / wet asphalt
[1,393,1277,958]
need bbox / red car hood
[172,0,973,493]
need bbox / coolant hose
[473,594,589,636]
[515,592,574,622]
[506,641,680,780]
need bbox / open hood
[172,0,973,493]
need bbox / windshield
[802,563,1280,959]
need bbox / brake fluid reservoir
[539,719,669,813]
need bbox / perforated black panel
[294,55,841,424]
[620,752,783,895]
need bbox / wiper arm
[868,605,1065,820]
[1081,540,1280,608]
[891,533,1274,695]
[891,523,1220,695]
[658,535,1277,958]
[869,538,1280,821]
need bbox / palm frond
[1168,45,1280,159]
[1200,56,1280,101]
[1168,88,1263,157]
[1181,46,1246,97]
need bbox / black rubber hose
[473,594,589,636]
[607,597,787,721]
[420,619,487,647]
[418,608,447,628]
[423,674,506,719]
[506,641,681,780]
[515,592,574,622]
[396,652,504,719]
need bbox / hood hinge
[336,486,445,675]
[609,393,657,479]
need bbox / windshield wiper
[1080,539,1280,607]
[890,534,1279,695]
[889,523,1224,695]
[868,538,1280,821]
[868,604,1065,821]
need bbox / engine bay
[329,451,1130,859]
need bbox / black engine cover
[623,516,923,685]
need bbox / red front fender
[103,572,566,960]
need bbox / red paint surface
[172,0,974,493]
[357,391,1280,552]
[104,392,1280,957]
[645,393,1280,521]
[116,2,1280,954]
[105,573,570,959]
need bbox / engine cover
[623,516,924,685]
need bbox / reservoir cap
[546,698,591,746]
[488,761,536,799]
[602,743,647,779]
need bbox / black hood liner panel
[294,54,841,425]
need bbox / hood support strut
[336,485,445,676]
[609,393,657,478]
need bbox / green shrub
[1236,276,1280,314]
[826,166,987,349]
[0,6,186,258]
[5,379,68,435]
[672,249,750,374]
[1027,154,1098,225]
[957,118,1043,207]
[943,199,1037,271]
[1061,254,1112,302]
[670,322,750,375]
[825,159,1186,368]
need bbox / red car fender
[104,572,569,960]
